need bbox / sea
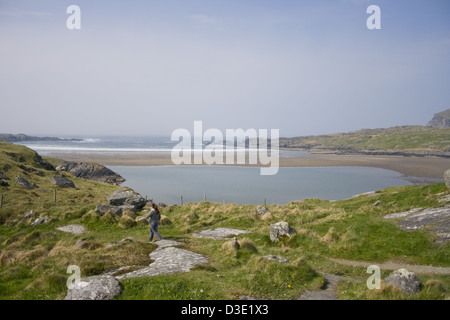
[15,135,440,205]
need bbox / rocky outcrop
[56,161,125,184]
[269,221,297,242]
[192,228,250,239]
[384,269,421,293]
[427,108,450,128]
[31,217,51,226]
[64,275,122,300]
[106,190,146,210]
[56,224,85,235]
[444,169,450,190]
[15,175,34,189]
[117,240,208,280]
[384,205,450,243]
[49,176,75,188]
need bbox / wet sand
[45,152,449,179]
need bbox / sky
[0,0,449,137]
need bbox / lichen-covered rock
[106,190,147,210]
[31,217,51,226]
[270,221,296,242]
[49,176,75,188]
[65,275,122,300]
[384,269,421,293]
[256,206,270,216]
[15,176,34,189]
[56,161,125,184]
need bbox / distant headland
[0,133,82,143]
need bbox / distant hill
[0,133,82,143]
[427,109,450,128]
[280,125,450,157]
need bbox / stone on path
[65,275,122,300]
[192,227,249,239]
[49,176,75,188]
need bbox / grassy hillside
[0,141,449,300]
[280,126,450,154]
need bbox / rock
[56,161,125,184]
[106,190,146,210]
[384,269,421,293]
[270,221,297,242]
[384,205,450,243]
[56,224,85,235]
[256,206,270,216]
[372,200,382,207]
[65,275,122,300]
[444,169,450,190]
[95,204,136,216]
[49,176,75,188]
[103,237,133,249]
[23,210,33,219]
[117,240,208,280]
[263,255,290,264]
[158,203,167,208]
[427,108,450,128]
[15,175,34,189]
[0,172,9,186]
[192,227,250,239]
[31,217,51,226]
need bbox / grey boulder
[384,269,421,293]
[65,275,122,300]
[15,176,34,189]
[270,221,297,242]
[106,190,147,210]
[56,161,125,184]
[49,176,75,188]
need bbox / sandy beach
[45,152,449,179]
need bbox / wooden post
[54,189,56,204]
[180,195,183,206]
[264,198,267,207]
[0,194,3,208]
[204,193,206,202]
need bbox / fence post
[264,198,267,207]
[180,195,183,206]
[204,193,206,202]
[0,194,3,208]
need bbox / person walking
[138,203,163,242]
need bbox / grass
[0,141,449,300]
[280,125,450,153]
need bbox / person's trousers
[149,222,163,241]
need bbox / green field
[0,141,449,300]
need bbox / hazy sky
[1,0,449,137]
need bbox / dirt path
[329,258,450,275]
[298,273,359,300]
